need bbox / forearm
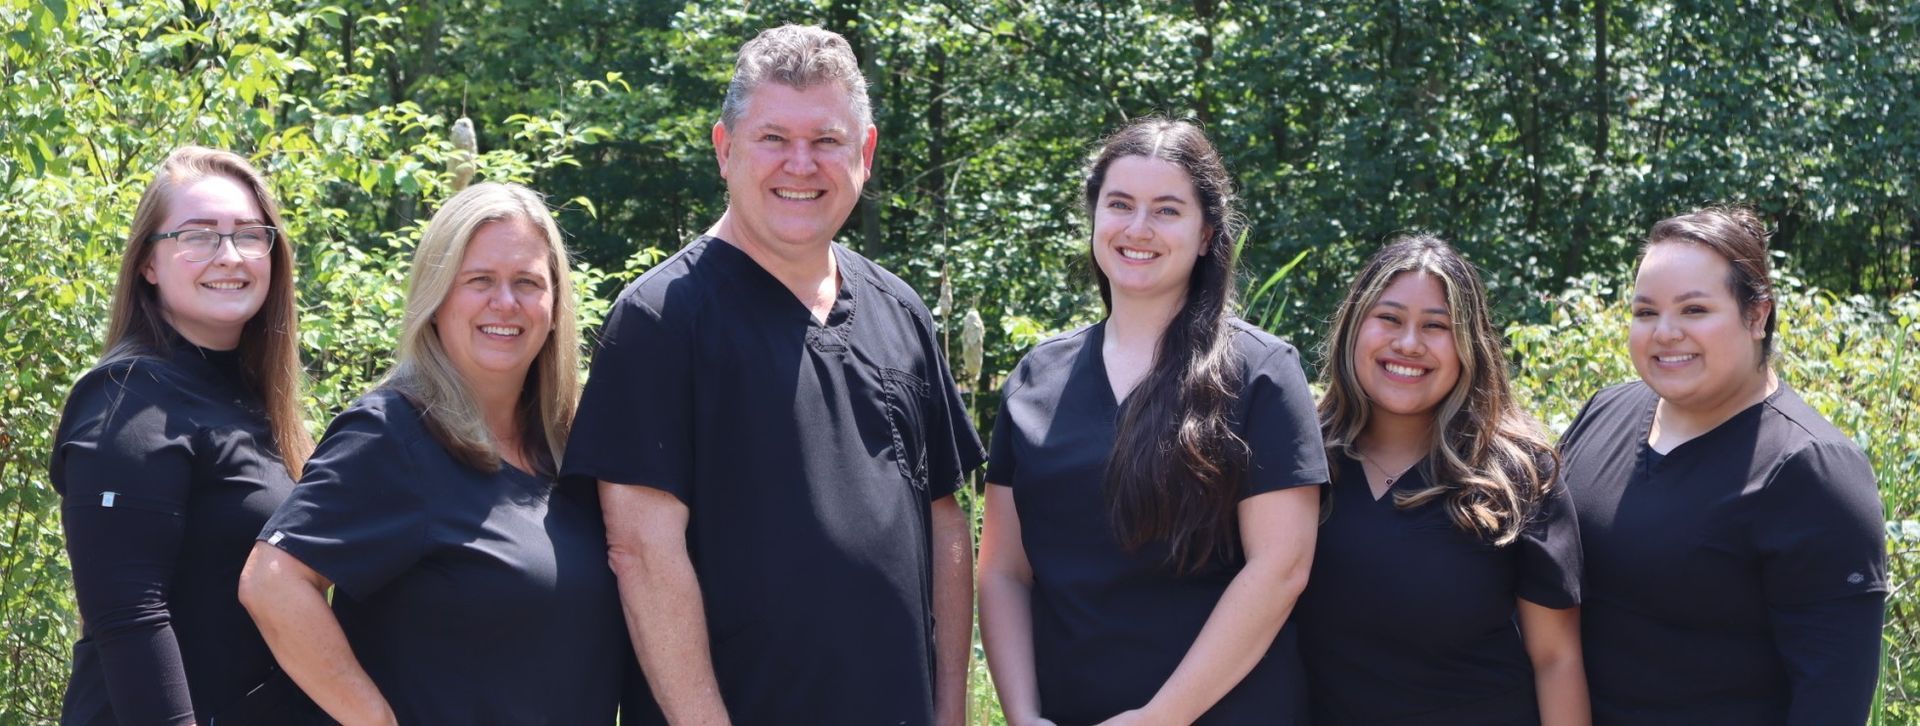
[610,544,730,725]
[1777,593,1885,726]
[1137,558,1306,724]
[237,548,393,726]
[930,496,973,726]
[1532,651,1591,726]
[978,568,1042,725]
[65,504,195,725]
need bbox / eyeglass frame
[147,226,280,263]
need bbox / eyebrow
[758,122,849,137]
[1631,290,1712,305]
[178,217,266,227]
[1102,191,1191,205]
[1376,299,1449,316]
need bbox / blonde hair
[386,183,580,476]
[1318,234,1555,545]
[104,146,313,477]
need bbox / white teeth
[1120,248,1158,260]
[480,325,521,337]
[774,189,823,200]
[203,281,246,290]
[1384,362,1427,377]
[1656,354,1698,363]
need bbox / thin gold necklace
[1354,448,1416,487]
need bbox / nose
[1654,315,1684,344]
[209,235,245,266]
[782,139,818,176]
[1389,324,1423,355]
[1122,209,1153,240]
[488,281,517,310]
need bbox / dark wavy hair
[1086,118,1248,573]
[1317,235,1555,544]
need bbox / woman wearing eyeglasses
[50,146,315,725]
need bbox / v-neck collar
[1082,321,1128,412]
[704,236,857,329]
[1635,381,1787,473]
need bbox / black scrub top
[1559,381,1887,725]
[1295,455,1581,725]
[563,236,986,725]
[985,320,1328,725]
[260,388,632,725]
[50,332,295,726]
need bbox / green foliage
[4,0,1918,722]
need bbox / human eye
[760,133,785,143]
[1683,304,1709,315]
[1155,206,1181,217]
[1106,200,1132,212]
[1423,320,1451,330]
[1631,307,1656,318]
[815,136,842,146]
[175,229,218,245]
[1374,312,1400,325]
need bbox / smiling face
[141,174,272,350]
[712,82,876,256]
[1090,155,1210,304]
[1629,240,1771,413]
[432,217,555,395]
[1352,271,1463,429]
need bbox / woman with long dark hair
[978,118,1326,725]
[50,146,314,724]
[1558,207,1885,724]
[1295,235,1588,725]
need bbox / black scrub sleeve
[259,399,433,600]
[563,297,694,500]
[983,374,1020,486]
[921,339,987,500]
[53,369,197,726]
[1240,344,1329,496]
[1753,440,1887,724]
[1770,593,1886,726]
[1515,474,1582,609]
[1755,441,1888,603]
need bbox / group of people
[48,22,1885,726]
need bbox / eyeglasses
[148,226,279,262]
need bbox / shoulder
[1762,386,1876,489]
[1226,318,1305,372]
[320,387,430,451]
[610,236,725,325]
[1569,380,1656,427]
[841,245,934,323]
[1000,324,1096,399]
[59,356,194,432]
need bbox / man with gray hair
[565,24,983,725]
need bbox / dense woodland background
[2,0,1917,723]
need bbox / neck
[709,213,837,307]
[164,312,241,351]
[1656,368,1778,440]
[470,377,524,447]
[1105,286,1185,352]
[1358,412,1434,462]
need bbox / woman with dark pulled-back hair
[1558,206,1887,725]
[978,118,1326,725]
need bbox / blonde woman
[238,183,637,724]
[51,146,314,725]
[1295,235,1588,725]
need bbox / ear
[712,121,731,177]
[1747,299,1774,339]
[1198,224,1215,256]
[860,124,878,174]
[142,257,158,285]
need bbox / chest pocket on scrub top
[879,367,930,491]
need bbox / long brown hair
[1087,118,1248,573]
[103,146,313,477]
[1318,235,1554,545]
[385,183,581,476]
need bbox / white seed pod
[959,308,985,386]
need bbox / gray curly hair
[720,24,871,130]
